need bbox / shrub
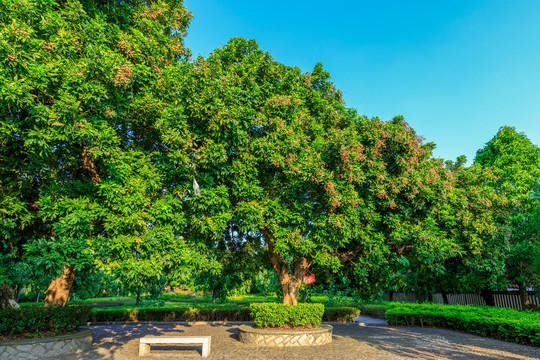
[385,303,540,346]
[322,307,361,322]
[360,304,389,319]
[0,305,91,339]
[90,305,251,322]
[250,303,324,328]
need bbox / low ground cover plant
[385,302,540,346]
[0,305,91,340]
[250,303,324,329]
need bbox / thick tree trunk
[44,265,76,307]
[480,288,494,306]
[518,282,530,310]
[0,283,13,309]
[265,229,311,305]
[416,293,427,303]
[43,146,102,308]
[212,289,217,305]
[441,291,449,305]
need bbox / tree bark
[518,282,530,310]
[212,288,217,305]
[265,228,311,305]
[441,291,449,305]
[81,145,102,184]
[44,265,76,307]
[480,288,494,306]
[44,146,101,307]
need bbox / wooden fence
[384,291,540,310]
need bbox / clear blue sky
[183,0,540,164]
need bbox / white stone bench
[139,336,211,357]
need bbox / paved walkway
[49,323,540,360]
[355,315,389,326]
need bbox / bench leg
[201,339,211,358]
[139,343,150,356]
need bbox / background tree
[0,0,194,305]
[474,126,540,309]
[404,159,510,304]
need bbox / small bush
[323,307,361,322]
[250,303,324,328]
[0,305,91,339]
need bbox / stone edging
[0,329,94,360]
[238,324,333,347]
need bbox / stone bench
[139,336,211,357]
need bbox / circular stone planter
[0,329,94,360]
[238,324,332,347]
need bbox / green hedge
[90,306,251,322]
[90,303,355,324]
[0,305,91,338]
[385,303,540,346]
[322,307,361,322]
[250,303,324,328]
[359,304,389,319]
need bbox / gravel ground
[48,322,540,360]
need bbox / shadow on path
[49,323,540,360]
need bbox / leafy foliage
[0,0,197,303]
[91,304,250,322]
[170,37,457,303]
[474,127,540,296]
[0,305,91,338]
[250,302,324,328]
[322,307,361,322]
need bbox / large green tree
[170,38,454,304]
[0,0,195,305]
[475,126,540,309]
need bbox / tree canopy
[1,1,538,307]
[474,126,540,308]
[0,0,196,305]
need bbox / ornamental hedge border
[322,307,361,322]
[0,305,91,339]
[385,303,540,347]
[89,306,251,322]
[89,304,359,324]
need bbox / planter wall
[0,329,94,360]
[238,324,332,347]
